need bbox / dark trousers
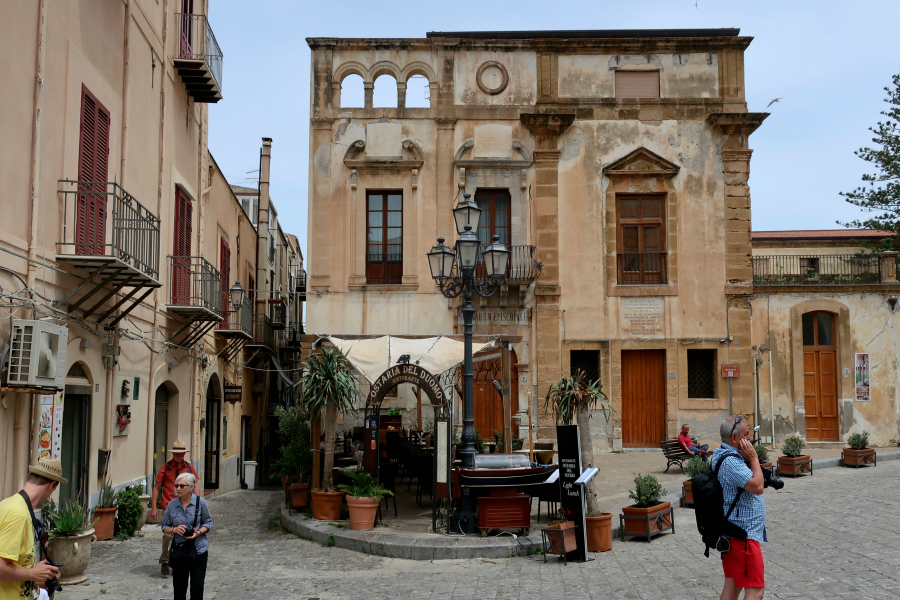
[172,551,208,600]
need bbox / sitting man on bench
[678,424,709,462]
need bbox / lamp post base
[451,493,478,534]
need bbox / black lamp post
[427,193,510,473]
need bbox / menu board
[35,392,64,461]
[556,424,588,562]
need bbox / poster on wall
[855,353,870,402]
[35,393,64,461]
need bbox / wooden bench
[660,437,703,473]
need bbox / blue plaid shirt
[712,445,768,543]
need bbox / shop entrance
[803,311,839,441]
[471,356,519,444]
[621,350,666,447]
[204,377,222,490]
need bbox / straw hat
[168,441,189,455]
[28,457,68,484]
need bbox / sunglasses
[729,415,744,438]
[174,484,190,489]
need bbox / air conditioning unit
[7,320,68,389]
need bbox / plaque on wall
[620,297,665,338]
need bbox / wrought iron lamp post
[427,193,510,472]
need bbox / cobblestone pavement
[78,461,900,600]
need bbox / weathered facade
[305,29,768,452]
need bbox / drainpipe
[767,295,776,446]
[119,0,131,187]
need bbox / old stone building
[305,28,770,452]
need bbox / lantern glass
[482,236,510,278]
[229,281,245,308]
[453,193,482,236]
[428,238,455,280]
[456,226,481,272]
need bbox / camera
[760,465,784,490]
[44,559,64,593]
[182,526,194,538]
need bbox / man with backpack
[709,415,767,600]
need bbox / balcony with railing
[246,314,276,351]
[57,180,161,325]
[752,254,886,286]
[216,298,252,339]
[174,13,223,103]
[165,256,222,321]
[291,264,307,299]
[616,253,668,285]
[472,244,543,283]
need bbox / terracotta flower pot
[586,514,612,552]
[544,521,577,554]
[290,482,310,509]
[621,501,673,538]
[346,496,379,530]
[682,480,694,506]
[760,462,772,469]
[311,490,345,521]
[842,448,876,467]
[47,528,96,585]
[92,507,117,541]
[778,455,813,477]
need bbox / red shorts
[721,539,765,589]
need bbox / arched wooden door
[803,311,838,441]
[471,355,519,445]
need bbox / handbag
[169,495,202,564]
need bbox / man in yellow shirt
[0,458,66,599]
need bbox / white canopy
[324,335,498,385]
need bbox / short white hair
[175,472,196,488]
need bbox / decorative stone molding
[310,117,336,130]
[603,147,681,179]
[453,139,533,168]
[433,116,458,130]
[707,113,768,137]
[520,113,576,140]
[342,139,425,171]
[476,61,509,95]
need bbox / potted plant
[114,485,145,538]
[299,346,359,521]
[136,492,151,530]
[273,404,314,509]
[621,473,673,541]
[843,431,876,467]
[45,499,98,584]
[337,471,394,530]
[544,369,615,552]
[777,433,812,477]
[683,456,709,507]
[754,443,771,469]
[92,480,117,541]
[542,508,577,556]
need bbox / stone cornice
[520,113,576,138]
[707,113,768,136]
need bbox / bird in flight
[767,98,782,108]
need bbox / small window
[366,191,403,285]
[803,312,834,347]
[687,350,717,398]
[570,350,600,385]
[615,70,660,98]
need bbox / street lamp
[427,193,510,476]
[229,281,245,309]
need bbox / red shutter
[220,238,231,316]
[76,86,110,255]
[172,189,193,304]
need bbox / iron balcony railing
[58,180,161,279]
[617,253,668,285]
[752,254,882,285]
[218,298,252,336]
[176,13,223,90]
[290,264,307,293]
[474,244,542,282]
[285,323,304,345]
[251,314,275,349]
[168,256,221,313]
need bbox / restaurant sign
[224,381,242,404]
[367,364,445,409]
[556,424,588,563]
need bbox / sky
[207,0,900,261]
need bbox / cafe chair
[534,481,560,523]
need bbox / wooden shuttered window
[614,71,660,99]
[171,188,193,304]
[616,195,667,284]
[220,238,231,315]
[76,85,111,255]
[366,191,403,285]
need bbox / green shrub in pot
[685,456,710,478]
[781,434,804,458]
[628,473,667,508]
[847,431,869,450]
[754,443,770,464]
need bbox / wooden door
[470,357,518,446]
[76,86,110,256]
[621,350,666,447]
[204,397,221,489]
[59,395,90,503]
[803,312,839,441]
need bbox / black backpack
[693,454,748,557]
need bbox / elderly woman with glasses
[161,472,213,600]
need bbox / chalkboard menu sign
[556,424,588,562]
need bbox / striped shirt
[712,444,768,543]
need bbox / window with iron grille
[687,349,717,398]
[570,350,600,385]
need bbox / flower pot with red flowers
[842,431,876,468]
[620,473,673,542]
[338,471,393,530]
[777,434,812,477]
[683,456,709,508]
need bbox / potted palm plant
[45,499,98,584]
[92,480,117,541]
[777,433,812,477]
[544,369,615,552]
[337,471,394,530]
[683,456,709,507]
[621,473,673,541]
[842,431,876,467]
[273,404,314,509]
[299,345,359,521]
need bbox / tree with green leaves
[840,71,900,248]
[298,345,359,492]
[544,370,614,517]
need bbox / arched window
[373,74,398,108]
[340,74,364,108]
[405,75,430,108]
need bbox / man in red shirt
[678,424,710,462]
[149,441,198,576]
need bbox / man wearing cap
[0,457,66,599]
[150,442,198,577]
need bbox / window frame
[686,349,717,399]
[616,194,667,285]
[365,190,403,285]
[473,189,511,245]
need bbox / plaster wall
[453,51,537,106]
[558,53,718,99]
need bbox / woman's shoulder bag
[169,495,202,565]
